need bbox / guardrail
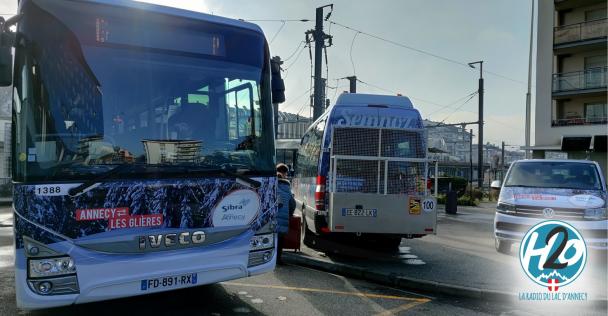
[552,116,608,126]
[552,67,607,93]
[554,18,607,45]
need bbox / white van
[494,159,607,253]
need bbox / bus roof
[76,0,264,33]
[334,93,414,109]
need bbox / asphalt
[288,203,608,305]
[0,204,607,315]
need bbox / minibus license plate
[342,208,377,217]
[141,273,198,291]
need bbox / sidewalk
[284,206,607,302]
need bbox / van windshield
[504,162,602,190]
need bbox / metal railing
[552,116,608,126]
[554,18,607,45]
[552,67,607,93]
[329,127,438,196]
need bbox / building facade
[534,0,607,177]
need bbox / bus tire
[495,238,511,254]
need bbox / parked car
[494,159,607,253]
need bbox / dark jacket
[277,178,296,234]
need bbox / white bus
[0,0,284,309]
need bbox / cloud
[135,0,210,13]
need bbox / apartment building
[534,0,607,177]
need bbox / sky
[0,0,536,147]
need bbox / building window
[584,103,607,123]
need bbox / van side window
[295,117,326,179]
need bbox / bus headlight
[29,256,76,278]
[584,208,607,220]
[250,233,275,251]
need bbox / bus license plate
[342,208,377,217]
[141,273,198,291]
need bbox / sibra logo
[221,198,251,212]
[212,190,260,227]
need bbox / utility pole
[525,0,535,159]
[468,61,484,188]
[469,129,473,199]
[501,141,505,180]
[346,76,357,93]
[309,4,333,120]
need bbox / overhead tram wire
[349,31,360,76]
[282,86,313,113]
[436,92,479,123]
[269,20,286,44]
[282,41,305,62]
[425,90,479,117]
[355,79,483,119]
[329,20,527,86]
[242,19,311,22]
[282,42,309,78]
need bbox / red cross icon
[547,278,559,292]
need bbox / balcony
[552,116,608,127]
[552,67,607,95]
[554,18,607,47]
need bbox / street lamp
[468,61,484,189]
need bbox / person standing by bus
[276,163,295,263]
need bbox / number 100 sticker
[422,198,435,212]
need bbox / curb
[283,252,516,302]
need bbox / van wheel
[380,236,402,252]
[302,214,314,248]
[495,238,511,254]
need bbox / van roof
[514,159,598,164]
[334,93,414,109]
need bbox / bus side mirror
[0,17,15,87]
[0,46,12,86]
[270,57,285,104]
[490,180,501,189]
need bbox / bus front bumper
[15,232,276,310]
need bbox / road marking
[223,282,431,303]
[374,300,429,316]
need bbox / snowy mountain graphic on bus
[536,270,570,284]
[13,177,277,247]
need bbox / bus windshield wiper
[68,164,143,196]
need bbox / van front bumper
[494,212,608,250]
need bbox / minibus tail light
[314,175,326,211]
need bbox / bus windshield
[13,1,275,181]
